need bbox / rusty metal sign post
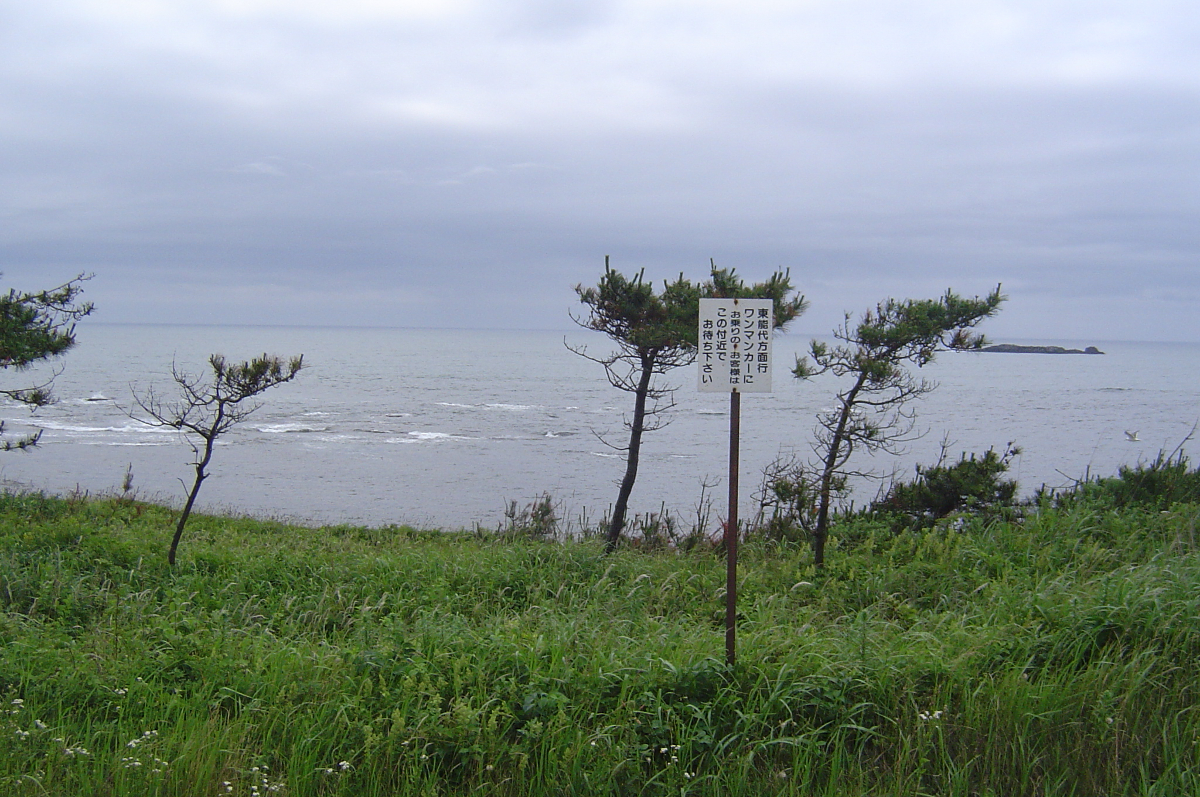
[698,297,774,666]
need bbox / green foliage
[754,454,848,544]
[703,264,808,332]
[1053,450,1200,512]
[0,275,93,450]
[574,266,700,358]
[872,445,1020,531]
[574,260,807,361]
[497,494,559,540]
[2,490,1199,795]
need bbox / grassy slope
[0,492,1197,796]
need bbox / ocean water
[2,324,1198,531]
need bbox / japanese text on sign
[698,298,773,393]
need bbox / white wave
[302,411,332,417]
[435,402,542,412]
[32,420,174,435]
[42,438,170,448]
[384,412,413,418]
[392,431,479,443]
[256,423,329,433]
[590,451,621,459]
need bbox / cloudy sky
[2,0,1198,341]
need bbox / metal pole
[726,389,740,666]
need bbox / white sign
[698,298,774,393]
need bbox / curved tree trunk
[168,426,218,566]
[168,466,206,566]
[605,354,655,554]
[813,373,868,567]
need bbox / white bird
[1124,430,1139,442]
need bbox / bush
[495,493,560,540]
[1054,451,1200,512]
[753,454,847,545]
[871,445,1020,531]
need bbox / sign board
[698,298,774,393]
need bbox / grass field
[1,477,1197,795]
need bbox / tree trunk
[168,467,205,566]
[168,430,217,566]
[605,354,655,554]
[813,373,867,567]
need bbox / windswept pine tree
[132,353,304,565]
[791,287,1004,565]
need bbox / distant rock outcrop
[980,344,1104,355]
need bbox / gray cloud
[1,1,1197,340]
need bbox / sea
[2,324,1198,532]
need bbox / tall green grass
[1,489,1197,795]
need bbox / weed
[0,490,1198,795]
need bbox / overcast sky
[3,1,1198,341]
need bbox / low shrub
[871,445,1020,531]
[1054,450,1200,511]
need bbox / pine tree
[133,353,304,565]
[792,287,1004,565]
[0,275,93,450]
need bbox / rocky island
[980,344,1104,354]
